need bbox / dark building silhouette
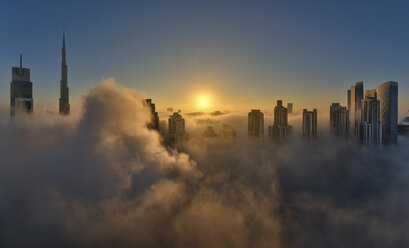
[358,90,382,146]
[398,116,409,136]
[248,109,264,138]
[59,32,70,115]
[10,54,33,116]
[330,103,348,137]
[376,81,398,144]
[269,100,292,144]
[144,99,160,131]
[303,109,317,139]
[287,103,293,114]
[348,81,364,140]
[168,112,185,146]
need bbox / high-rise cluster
[331,81,398,146]
[343,81,398,145]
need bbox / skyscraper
[59,32,70,115]
[376,81,398,144]
[347,89,351,115]
[358,90,382,146]
[168,112,185,146]
[303,109,317,139]
[248,109,264,138]
[144,99,160,131]
[287,103,293,114]
[330,103,348,137]
[10,54,33,116]
[348,82,364,139]
[269,100,292,144]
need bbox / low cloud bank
[0,79,408,247]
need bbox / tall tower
[248,109,264,138]
[348,82,364,139]
[358,90,382,146]
[303,109,318,139]
[330,103,348,137]
[376,81,398,144]
[269,100,292,144]
[144,99,160,131]
[10,53,33,116]
[59,32,70,115]
[168,112,186,146]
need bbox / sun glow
[195,94,212,111]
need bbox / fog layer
[0,79,408,248]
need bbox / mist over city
[1,1,409,247]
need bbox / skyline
[1,0,409,116]
[2,2,409,247]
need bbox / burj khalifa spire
[59,31,70,115]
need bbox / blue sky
[1,0,408,116]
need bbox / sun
[194,93,212,110]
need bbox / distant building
[145,99,160,131]
[168,112,185,146]
[203,126,217,138]
[248,109,264,138]
[269,100,292,144]
[220,124,237,141]
[376,81,398,144]
[358,90,382,146]
[348,82,364,139]
[302,109,317,139]
[287,103,293,114]
[347,89,351,116]
[59,32,70,115]
[167,107,173,113]
[398,116,409,136]
[330,103,348,137]
[10,54,33,116]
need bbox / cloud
[0,78,408,247]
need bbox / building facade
[348,82,364,139]
[302,109,317,139]
[269,100,292,144]
[376,81,398,144]
[358,90,382,146]
[168,112,185,146]
[248,109,264,138]
[10,54,33,116]
[287,103,293,114]
[330,103,348,137]
[145,99,160,131]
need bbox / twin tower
[10,33,70,116]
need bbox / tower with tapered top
[59,32,70,115]
[10,53,33,116]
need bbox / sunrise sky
[1,0,409,116]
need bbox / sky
[1,0,409,117]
